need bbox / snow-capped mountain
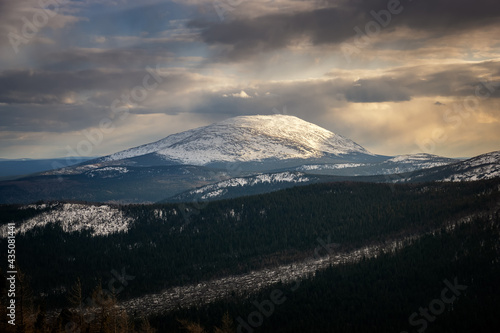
[168,171,317,202]
[1,114,498,205]
[294,153,458,176]
[394,151,500,183]
[379,153,459,174]
[435,151,500,182]
[96,115,375,167]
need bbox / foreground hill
[1,179,499,304]
[0,179,499,332]
[151,207,500,333]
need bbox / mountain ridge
[96,115,374,167]
[0,115,497,204]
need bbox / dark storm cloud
[391,0,500,30]
[189,5,361,60]
[189,60,500,121]
[0,69,207,105]
[42,47,176,71]
[0,103,111,133]
[187,76,411,121]
[189,0,500,60]
[188,79,349,119]
[0,69,136,104]
[0,68,212,132]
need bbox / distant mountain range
[0,115,498,204]
[394,150,500,183]
[0,157,94,180]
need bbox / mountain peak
[219,114,307,125]
[218,114,340,136]
[102,114,373,166]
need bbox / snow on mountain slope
[440,151,500,182]
[377,153,458,175]
[297,163,366,171]
[0,203,133,237]
[171,171,312,201]
[384,153,455,165]
[294,153,457,176]
[101,115,373,165]
[388,151,500,183]
[86,166,130,178]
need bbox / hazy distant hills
[0,157,93,180]
[0,165,243,204]
[291,153,459,176]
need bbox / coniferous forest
[0,179,499,332]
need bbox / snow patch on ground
[186,172,311,200]
[462,151,500,168]
[387,153,444,163]
[86,167,130,178]
[380,153,457,174]
[442,165,500,182]
[297,163,365,171]
[438,151,500,182]
[0,203,133,237]
[44,164,100,176]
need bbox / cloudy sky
[1,0,499,159]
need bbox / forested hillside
[0,179,499,332]
[151,212,500,332]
